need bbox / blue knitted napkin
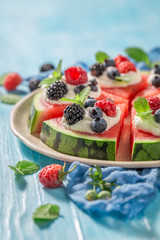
[66,162,160,218]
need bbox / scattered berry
[114,55,129,66]
[40,63,55,72]
[89,106,103,119]
[39,162,77,188]
[117,61,136,74]
[152,75,160,87]
[29,78,40,92]
[65,67,88,85]
[3,73,22,91]
[90,63,105,77]
[91,118,107,133]
[74,84,85,94]
[64,103,85,125]
[46,81,68,100]
[104,59,115,68]
[98,190,111,200]
[154,109,160,123]
[88,79,98,91]
[95,99,116,117]
[107,67,120,80]
[85,189,98,201]
[154,64,160,75]
[84,97,97,108]
[148,97,160,114]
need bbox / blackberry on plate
[63,103,85,125]
[90,63,105,77]
[107,67,120,80]
[46,81,68,100]
[154,109,160,123]
[88,79,98,91]
[154,64,160,75]
[40,63,55,72]
[84,97,97,108]
[104,59,116,68]
[74,84,85,94]
[152,75,160,87]
[91,118,107,133]
[89,106,103,119]
[29,78,40,92]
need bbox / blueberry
[152,75,160,87]
[40,63,55,72]
[154,109,160,123]
[91,118,107,133]
[105,59,116,68]
[88,79,98,92]
[84,97,97,108]
[107,67,120,80]
[89,106,103,119]
[154,64,160,75]
[74,85,85,94]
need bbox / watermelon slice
[131,108,160,161]
[28,90,109,134]
[40,103,126,160]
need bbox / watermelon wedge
[40,103,126,160]
[131,108,160,161]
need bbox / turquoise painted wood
[1,0,160,239]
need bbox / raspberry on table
[65,66,88,85]
[3,73,22,91]
[95,99,116,117]
[114,55,129,66]
[117,61,136,74]
[148,97,160,114]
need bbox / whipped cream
[42,75,101,104]
[88,67,141,88]
[63,106,121,134]
[134,115,160,136]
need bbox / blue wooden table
[1,0,160,239]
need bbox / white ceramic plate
[10,90,160,168]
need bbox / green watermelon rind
[40,120,116,161]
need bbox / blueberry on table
[84,97,97,108]
[29,78,41,92]
[154,109,160,123]
[91,118,107,133]
[89,106,103,119]
[40,63,55,72]
[152,75,160,87]
[107,67,120,80]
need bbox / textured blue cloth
[66,162,160,218]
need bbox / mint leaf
[53,59,62,79]
[125,47,151,68]
[115,76,131,82]
[39,77,57,87]
[79,86,91,103]
[95,51,110,63]
[0,73,9,86]
[8,160,40,175]
[0,94,22,105]
[136,110,153,119]
[134,97,150,113]
[33,204,60,221]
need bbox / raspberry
[39,162,77,188]
[95,99,116,117]
[3,73,22,91]
[114,55,129,66]
[117,61,136,74]
[148,97,160,114]
[65,67,88,85]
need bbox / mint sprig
[115,76,131,83]
[0,94,22,105]
[33,204,60,221]
[134,97,153,119]
[8,160,40,175]
[39,59,62,87]
[60,86,90,107]
[125,47,152,68]
[95,51,110,63]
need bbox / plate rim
[10,90,160,168]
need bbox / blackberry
[40,63,55,72]
[63,103,85,125]
[74,84,85,94]
[104,59,116,68]
[46,81,68,100]
[154,64,160,75]
[90,63,105,77]
[107,67,120,80]
[29,78,40,92]
[88,79,98,91]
